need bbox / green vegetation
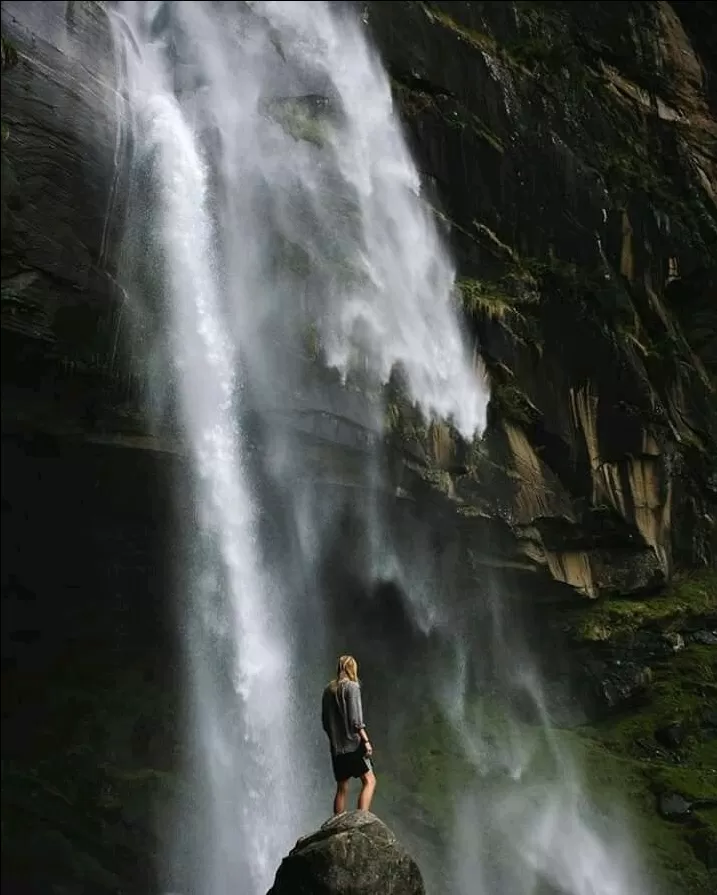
[456,272,544,363]
[457,277,529,323]
[565,733,716,895]
[491,380,542,425]
[390,702,473,829]
[377,570,716,892]
[573,638,717,894]
[379,659,716,893]
[565,570,717,891]
[569,570,717,643]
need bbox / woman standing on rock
[321,655,377,814]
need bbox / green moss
[457,277,525,321]
[570,570,717,643]
[491,381,541,426]
[418,465,453,495]
[472,701,717,893]
[375,698,476,838]
[374,670,716,893]
[562,570,716,890]
[581,642,716,750]
[569,736,715,895]
[567,639,717,892]
[382,378,428,440]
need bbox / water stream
[109,2,646,894]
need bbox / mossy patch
[456,275,535,324]
[564,589,717,895]
[565,732,716,895]
[372,657,717,891]
[569,569,717,643]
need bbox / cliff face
[369,0,717,599]
[4,1,714,600]
[1,0,147,446]
[1,2,716,893]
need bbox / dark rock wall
[370,0,717,597]
[1,0,144,442]
[1,433,183,893]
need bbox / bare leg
[333,779,349,815]
[357,769,376,811]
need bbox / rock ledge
[267,811,425,895]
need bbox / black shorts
[331,745,373,782]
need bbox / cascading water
[109,4,308,892]
[109,2,648,895]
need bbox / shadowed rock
[267,811,425,895]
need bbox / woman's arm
[345,682,373,755]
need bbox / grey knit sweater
[321,679,366,755]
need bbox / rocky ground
[267,811,425,895]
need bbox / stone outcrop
[267,812,425,895]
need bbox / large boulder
[267,811,425,895]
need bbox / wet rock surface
[658,791,693,821]
[368,0,717,595]
[267,812,425,895]
[655,721,686,750]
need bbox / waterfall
[110,4,303,891]
[109,2,647,895]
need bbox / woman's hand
[363,740,373,757]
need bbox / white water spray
[110,4,301,891]
[111,0,486,891]
[251,1,489,440]
[108,2,648,895]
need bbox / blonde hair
[330,654,358,691]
